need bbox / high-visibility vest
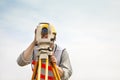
[32,60,55,80]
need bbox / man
[17,22,72,80]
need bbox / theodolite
[31,23,60,80]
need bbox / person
[17,22,72,80]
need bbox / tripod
[31,49,61,80]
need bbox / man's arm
[59,49,72,80]
[17,40,36,66]
[50,49,72,79]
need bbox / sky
[0,0,120,80]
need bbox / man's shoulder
[55,44,66,51]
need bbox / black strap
[54,44,57,53]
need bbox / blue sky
[0,0,120,80]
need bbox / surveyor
[17,22,72,80]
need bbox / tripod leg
[32,61,38,80]
[51,65,58,80]
[37,59,42,80]
[52,63,61,80]
[45,58,48,80]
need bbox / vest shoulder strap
[54,44,65,65]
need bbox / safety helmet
[50,24,57,35]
